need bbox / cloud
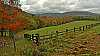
[21,0,100,14]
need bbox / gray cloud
[26,0,38,5]
[77,0,100,9]
[21,0,100,14]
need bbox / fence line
[24,22,100,46]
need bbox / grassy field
[22,20,100,56]
[0,20,100,56]
[0,38,33,56]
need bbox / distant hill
[34,11,100,17]
[63,11,100,16]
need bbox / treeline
[25,16,73,30]
[38,16,73,27]
[72,16,100,21]
[25,15,100,30]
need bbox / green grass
[24,20,100,36]
[93,25,100,34]
[0,39,33,56]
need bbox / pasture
[0,20,100,56]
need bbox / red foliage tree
[0,1,26,32]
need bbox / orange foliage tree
[0,1,26,32]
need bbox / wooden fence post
[6,31,9,37]
[4,31,8,37]
[11,31,16,51]
[66,27,68,32]
[56,31,59,36]
[73,27,79,32]
[91,24,94,28]
[3,31,6,37]
[32,34,39,46]
[86,25,88,29]
[79,26,82,31]
[74,27,76,32]
[66,29,68,32]
[82,26,85,31]
[1,30,3,37]
[0,28,4,37]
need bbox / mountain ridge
[34,11,100,17]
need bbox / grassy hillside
[24,20,100,35]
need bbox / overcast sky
[20,0,100,14]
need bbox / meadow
[23,20,100,56]
[1,20,100,56]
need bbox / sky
[20,0,100,14]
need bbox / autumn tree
[37,16,73,28]
[0,0,26,32]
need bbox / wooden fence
[0,30,14,37]
[24,22,100,46]
[0,30,16,51]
